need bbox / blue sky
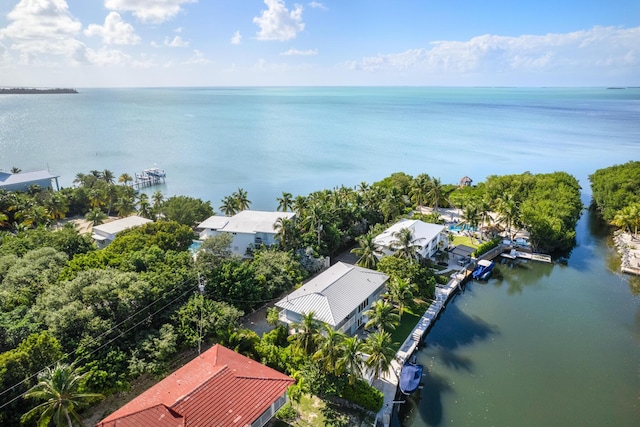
[0,0,638,87]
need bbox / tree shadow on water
[395,370,452,427]
[425,302,499,352]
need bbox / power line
[0,277,198,411]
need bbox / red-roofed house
[96,344,294,427]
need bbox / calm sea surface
[1,87,639,425]
[1,87,639,208]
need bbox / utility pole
[197,274,206,355]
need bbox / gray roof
[197,210,295,234]
[92,216,153,235]
[275,262,388,327]
[0,170,59,185]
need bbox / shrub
[340,379,384,412]
[472,238,501,258]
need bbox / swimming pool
[189,240,203,253]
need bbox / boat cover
[399,363,423,395]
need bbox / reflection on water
[393,209,640,427]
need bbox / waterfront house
[275,262,389,336]
[96,344,294,427]
[0,170,60,192]
[374,219,446,260]
[92,215,152,248]
[197,210,296,257]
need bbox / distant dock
[132,166,166,189]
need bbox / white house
[92,216,153,248]
[0,170,60,192]
[374,219,446,260]
[275,262,389,336]
[197,210,295,257]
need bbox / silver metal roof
[275,262,388,326]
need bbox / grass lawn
[451,235,479,248]
[274,394,375,427]
[389,302,429,352]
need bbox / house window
[357,297,370,313]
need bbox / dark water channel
[394,210,640,426]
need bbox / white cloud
[164,35,189,47]
[308,2,327,10]
[253,0,304,41]
[0,0,85,64]
[183,49,210,64]
[105,0,197,24]
[348,26,640,77]
[231,30,242,45]
[281,48,317,56]
[84,12,140,45]
[85,46,131,65]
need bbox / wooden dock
[377,244,552,426]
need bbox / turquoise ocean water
[1,87,639,210]
[1,87,639,425]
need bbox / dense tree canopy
[589,161,640,222]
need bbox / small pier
[132,166,166,189]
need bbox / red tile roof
[96,345,294,427]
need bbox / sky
[0,0,639,87]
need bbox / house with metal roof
[275,262,389,336]
[373,219,446,260]
[196,210,295,257]
[92,215,153,248]
[96,344,294,427]
[0,170,60,192]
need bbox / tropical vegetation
[0,167,587,425]
[590,161,640,237]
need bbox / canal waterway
[396,210,640,426]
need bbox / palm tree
[496,193,520,240]
[101,169,115,184]
[88,188,105,210]
[85,208,107,226]
[114,197,136,217]
[364,300,400,332]
[151,191,164,209]
[362,330,396,380]
[232,188,251,211]
[220,195,239,216]
[391,227,424,263]
[351,232,380,269]
[612,203,640,237]
[266,307,281,327]
[274,216,298,250]
[276,192,293,212]
[118,173,133,186]
[289,311,321,356]
[336,336,364,385]
[426,176,446,211]
[460,203,480,238]
[137,193,152,218]
[410,173,431,209]
[312,324,346,375]
[21,362,103,427]
[385,277,417,320]
[45,192,69,228]
[10,166,21,173]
